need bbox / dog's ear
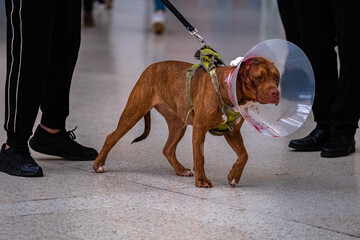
[237,61,251,89]
[238,58,259,92]
[239,57,266,78]
[239,59,253,79]
[237,64,257,102]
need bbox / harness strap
[184,46,241,134]
[196,47,227,111]
[209,66,226,111]
[184,63,201,128]
[185,64,201,109]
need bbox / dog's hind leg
[93,87,155,173]
[155,105,194,177]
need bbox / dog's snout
[270,89,280,97]
[268,88,280,105]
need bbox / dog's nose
[270,89,280,97]
[269,89,280,105]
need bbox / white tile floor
[0,0,359,239]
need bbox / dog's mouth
[257,98,279,105]
[272,98,280,106]
[257,89,280,106]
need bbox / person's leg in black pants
[1,0,98,178]
[284,0,359,157]
[1,0,58,177]
[321,0,360,156]
[278,0,334,152]
[29,0,98,163]
[40,0,81,130]
[295,0,339,132]
[328,0,360,138]
[4,0,58,151]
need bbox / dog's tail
[131,111,151,144]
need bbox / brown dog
[93,57,280,188]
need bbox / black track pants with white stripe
[4,0,81,150]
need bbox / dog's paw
[227,173,240,187]
[195,178,213,188]
[228,178,237,188]
[177,169,194,177]
[94,165,105,173]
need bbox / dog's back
[138,61,192,92]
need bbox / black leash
[160,0,235,132]
[160,0,208,46]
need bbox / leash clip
[189,28,208,46]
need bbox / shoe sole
[0,155,43,177]
[29,138,95,161]
[321,145,356,158]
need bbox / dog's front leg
[192,126,213,188]
[224,125,248,187]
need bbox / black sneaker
[0,144,43,177]
[29,125,98,161]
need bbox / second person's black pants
[4,0,81,149]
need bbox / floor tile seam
[207,187,360,201]
[127,180,209,200]
[37,162,95,173]
[1,189,202,218]
[0,196,69,205]
[0,179,181,206]
[1,199,120,218]
[1,194,119,215]
[209,197,360,239]
[229,176,360,194]
[289,219,360,239]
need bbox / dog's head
[237,57,280,105]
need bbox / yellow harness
[185,46,241,136]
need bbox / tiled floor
[0,0,359,239]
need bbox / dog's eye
[256,76,262,81]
